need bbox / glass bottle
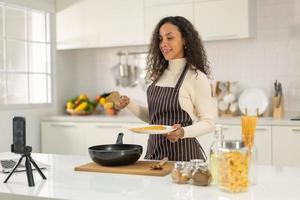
[248,144,257,185]
[209,125,224,185]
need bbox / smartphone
[12,116,26,154]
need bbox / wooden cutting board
[74,161,174,176]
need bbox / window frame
[0,2,54,109]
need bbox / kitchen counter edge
[41,115,300,126]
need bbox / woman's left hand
[165,124,184,142]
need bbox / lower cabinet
[42,120,299,166]
[41,122,87,155]
[196,131,214,158]
[41,121,145,156]
[272,126,300,166]
[83,122,133,148]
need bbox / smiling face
[159,23,185,61]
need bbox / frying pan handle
[116,133,124,144]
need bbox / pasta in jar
[218,140,249,192]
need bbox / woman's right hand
[115,95,130,110]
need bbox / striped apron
[144,65,206,161]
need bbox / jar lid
[220,140,245,150]
[190,159,204,164]
[174,161,187,169]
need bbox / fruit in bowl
[66,94,97,115]
[95,91,120,116]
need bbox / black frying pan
[88,133,143,166]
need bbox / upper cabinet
[56,0,144,49]
[144,0,194,43]
[56,0,86,49]
[194,0,256,41]
[84,0,144,48]
[56,0,256,50]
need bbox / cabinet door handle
[206,34,238,40]
[196,0,222,2]
[95,125,123,129]
[256,128,267,131]
[292,128,300,132]
[50,123,76,128]
[221,127,229,130]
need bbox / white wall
[0,0,56,153]
[56,50,78,114]
[56,0,300,117]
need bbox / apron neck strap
[175,64,189,90]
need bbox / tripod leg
[25,156,35,187]
[3,156,25,183]
[29,157,47,180]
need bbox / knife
[276,82,282,108]
[274,80,278,97]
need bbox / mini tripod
[3,145,47,187]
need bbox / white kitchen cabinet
[41,122,86,155]
[41,121,146,156]
[56,0,86,49]
[144,0,193,7]
[194,0,256,41]
[144,1,194,43]
[197,132,214,158]
[272,126,300,167]
[84,0,144,48]
[56,0,144,49]
[56,0,256,49]
[84,122,134,148]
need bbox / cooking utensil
[129,55,140,87]
[88,133,143,166]
[274,80,279,96]
[150,157,168,170]
[276,82,282,108]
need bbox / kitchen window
[0,4,52,106]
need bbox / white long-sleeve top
[127,58,215,138]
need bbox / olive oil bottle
[209,125,223,185]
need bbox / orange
[106,108,116,116]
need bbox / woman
[117,16,215,161]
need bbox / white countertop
[1,152,300,200]
[42,114,300,126]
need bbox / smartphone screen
[12,117,26,154]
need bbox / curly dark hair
[146,16,211,81]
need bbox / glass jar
[209,125,224,185]
[171,162,190,184]
[189,159,204,175]
[218,140,249,192]
[191,162,212,186]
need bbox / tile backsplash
[58,0,300,117]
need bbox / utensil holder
[272,96,284,119]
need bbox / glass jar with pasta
[218,140,249,193]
